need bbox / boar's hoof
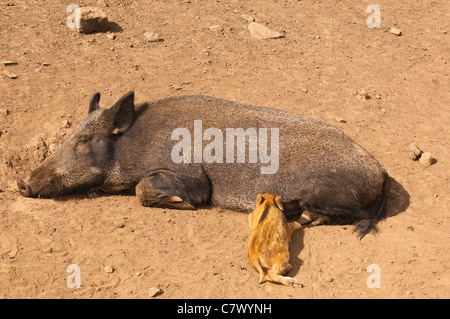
[138,191,195,210]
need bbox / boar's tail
[354,174,390,240]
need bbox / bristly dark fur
[354,175,390,239]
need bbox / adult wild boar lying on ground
[17,92,389,238]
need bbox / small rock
[419,152,436,166]
[407,226,414,231]
[356,89,371,100]
[248,22,284,40]
[60,119,71,129]
[42,62,51,66]
[0,109,10,116]
[144,32,161,42]
[106,33,116,40]
[409,142,422,161]
[241,14,255,22]
[77,7,110,34]
[104,265,114,273]
[336,117,346,123]
[148,287,163,297]
[390,27,402,36]
[381,108,387,113]
[3,70,18,79]
[113,221,125,228]
[208,24,224,33]
[2,61,18,66]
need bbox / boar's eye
[75,136,92,147]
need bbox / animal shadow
[385,176,410,219]
[287,228,304,278]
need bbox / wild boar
[17,92,389,238]
[248,193,301,286]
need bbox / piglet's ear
[255,194,265,206]
[274,195,285,212]
[88,92,101,114]
[106,91,135,135]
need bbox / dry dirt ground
[0,0,449,299]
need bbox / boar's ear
[274,195,285,212]
[89,92,101,114]
[107,91,135,135]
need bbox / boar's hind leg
[135,170,209,210]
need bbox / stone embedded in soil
[419,152,436,166]
[77,7,110,34]
[208,24,224,33]
[248,22,284,40]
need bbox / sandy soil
[0,0,449,299]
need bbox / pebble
[113,221,125,228]
[419,152,436,166]
[106,33,116,40]
[1,61,17,66]
[144,32,161,42]
[335,117,346,123]
[409,142,422,161]
[2,70,18,79]
[60,119,71,129]
[356,89,371,100]
[208,24,224,33]
[248,22,284,40]
[241,14,255,22]
[390,27,402,36]
[0,109,10,116]
[148,287,163,297]
[104,265,114,273]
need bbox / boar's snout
[17,179,33,197]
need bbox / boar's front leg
[135,168,210,210]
